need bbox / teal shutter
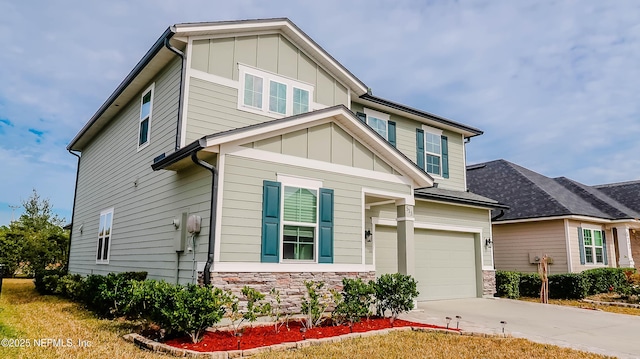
[441,135,449,178]
[388,121,397,147]
[356,112,366,123]
[416,129,425,170]
[318,188,334,263]
[261,180,281,263]
[578,227,585,265]
[602,231,608,265]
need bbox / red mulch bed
[165,318,457,352]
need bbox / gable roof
[415,186,508,210]
[594,180,640,213]
[68,18,368,152]
[153,105,435,188]
[466,159,640,222]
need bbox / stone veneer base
[482,270,497,297]
[123,325,509,358]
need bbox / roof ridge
[554,177,636,219]
[593,179,640,188]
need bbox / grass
[0,279,615,359]
[519,296,640,316]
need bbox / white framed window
[364,108,390,140]
[138,84,154,150]
[96,208,114,264]
[582,228,605,264]
[423,125,443,176]
[238,64,313,118]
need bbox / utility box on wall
[174,212,188,252]
[529,252,553,264]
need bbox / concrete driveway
[400,298,640,359]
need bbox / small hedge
[495,271,520,298]
[582,267,630,295]
[548,273,588,299]
[518,273,542,298]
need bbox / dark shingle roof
[466,159,640,221]
[414,187,508,209]
[594,180,640,213]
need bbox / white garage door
[374,225,478,301]
[415,229,478,301]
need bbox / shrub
[582,267,631,295]
[548,273,588,299]
[616,270,640,301]
[77,271,148,317]
[34,268,66,295]
[269,288,291,333]
[301,281,333,329]
[518,273,542,298]
[56,273,84,300]
[374,273,419,322]
[495,271,520,299]
[225,286,271,336]
[333,277,375,327]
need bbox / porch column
[615,225,635,268]
[396,204,415,276]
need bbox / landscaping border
[123,326,501,358]
[581,299,640,309]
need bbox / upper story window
[356,108,396,147]
[425,131,442,175]
[416,125,449,178]
[239,64,313,118]
[138,84,154,150]
[96,208,113,264]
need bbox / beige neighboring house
[66,18,506,303]
[467,160,640,274]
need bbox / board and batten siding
[492,220,569,274]
[219,154,412,264]
[350,102,466,191]
[186,34,349,143]
[246,122,397,175]
[69,58,212,283]
[566,220,615,273]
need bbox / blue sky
[1,0,639,226]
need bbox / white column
[396,204,415,276]
[616,225,635,268]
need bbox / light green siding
[351,102,468,191]
[220,154,412,264]
[187,34,350,143]
[243,123,401,175]
[374,225,398,275]
[69,58,214,284]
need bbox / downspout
[190,151,218,285]
[66,150,81,272]
[491,209,505,221]
[164,37,187,151]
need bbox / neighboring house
[467,159,640,274]
[67,18,505,302]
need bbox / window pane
[293,88,309,115]
[426,154,441,175]
[426,133,441,154]
[244,74,263,108]
[283,225,315,260]
[99,215,106,237]
[103,237,109,260]
[105,212,112,235]
[595,247,603,263]
[585,247,593,263]
[283,187,317,223]
[594,231,603,246]
[139,119,149,145]
[97,237,103,260]
[583,229,592,246]
[141,91,151,119]
[269,81,287,114]
[368,117,387,139]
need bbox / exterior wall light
[365,230,372,242]
[485,238,493,247]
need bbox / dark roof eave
[67,27,176,151]
[415,191,509,210]
[151,139,204,171]
[358,94,484,137]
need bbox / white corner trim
[211,262,375,273]
[564,218,573,273]
[190,68,239,89]
[180,39,195,149]
[213,152,226,263]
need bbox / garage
[374,225,479,301]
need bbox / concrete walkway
[400,297,640,359]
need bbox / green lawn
[0,279,614,359]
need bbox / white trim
[363,187,414,206]
[279,176,322,263]
[492,215,631,225]
[213,151,226,264]
[462,133,468,190]
[361,191,366,265]
[180,39,195,149]
[422,124,443,177]
[564,219,573,272]
[137,83,155,151]
[421,124,443,136]
[363,107,390,140]
[190,68,239,89]
[276,174,323,189]
[415,197,496,211]
[580,223,604,231]
[488,210,494,269]
[212,262,375,273]
[228,145,412,186]
[374,217,482,234]
[96,207,114,265]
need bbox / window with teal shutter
[416,129,425,170]
[282,187,317,261]
[387,121,396,147]
[441,135,449,178]
[318,188,334,263]
[261,181,281,262]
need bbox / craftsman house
[467,159,640,274]
[67,18,504,301]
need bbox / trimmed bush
[518,273,542,298]
[78,271,148,317]
[374,273,419,320]
[34,268,66,295]
[548,273,588,299]
[333,277,375,326]
[56,273,84,300]
[495,271,520,299]
[582,267,631,295]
